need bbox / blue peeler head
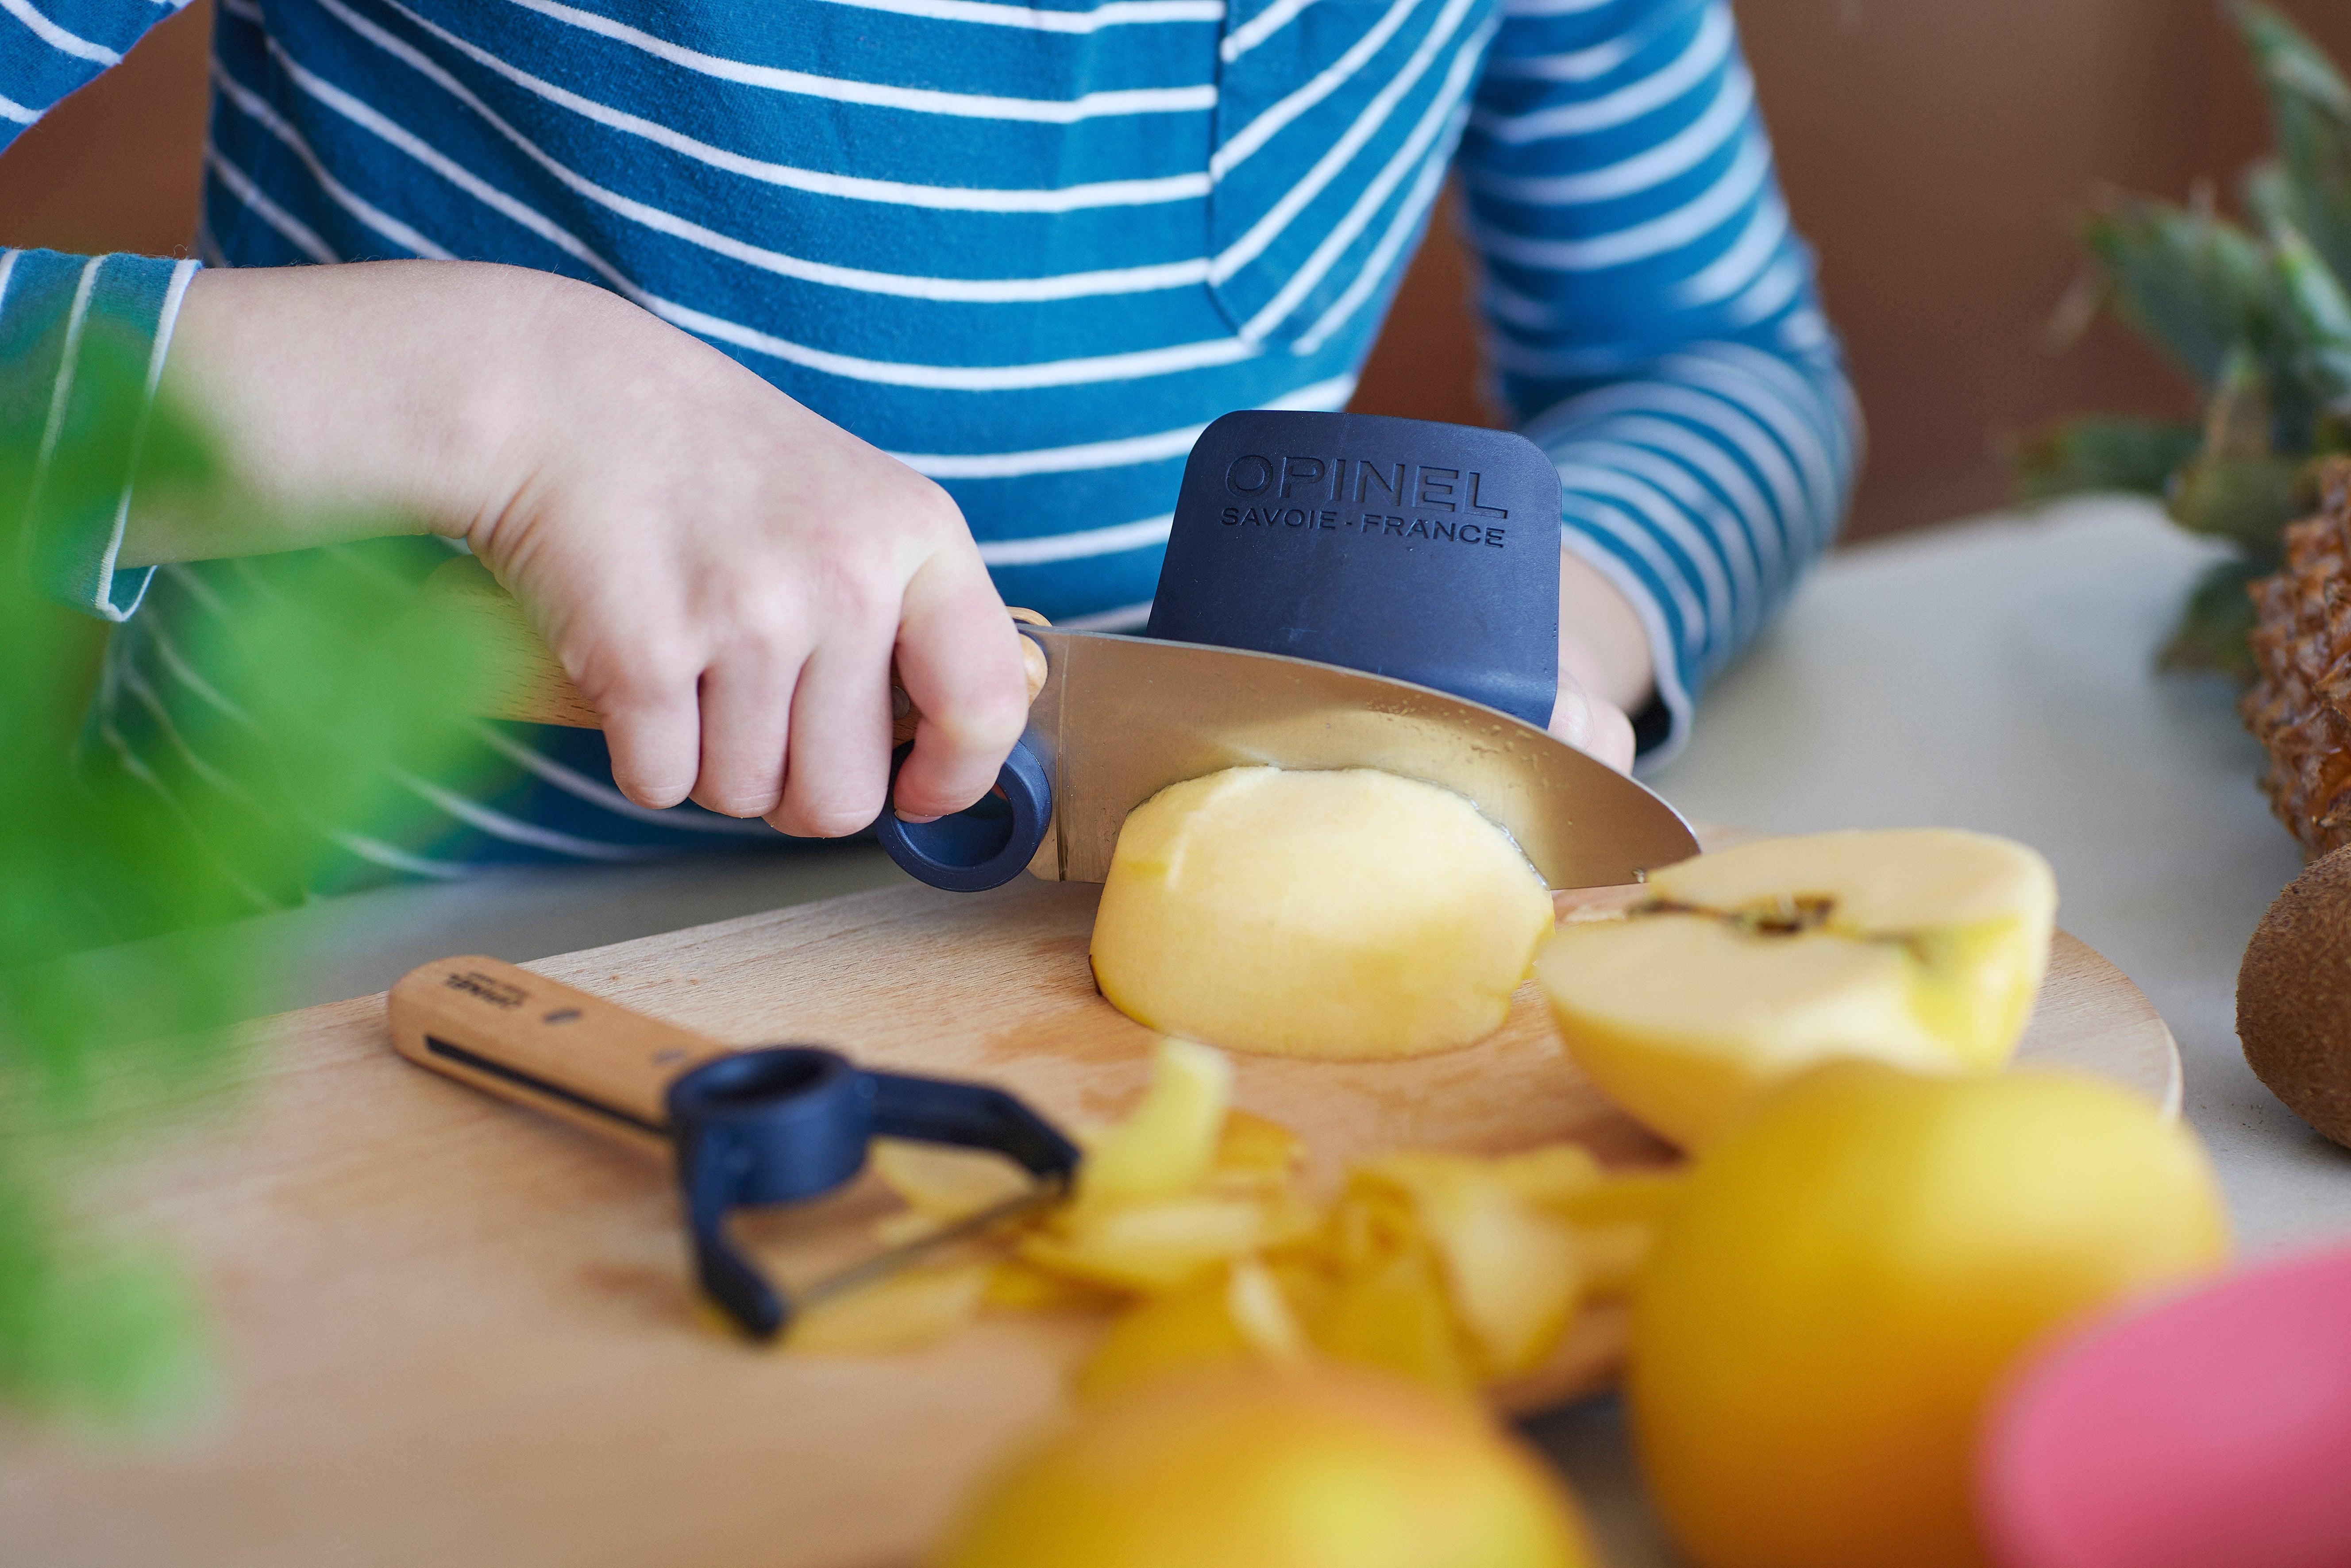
[665,1048,1080,1340]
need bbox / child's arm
[1465,0,1862,768]
[4,14,1023,832]
[130,260,1031,836]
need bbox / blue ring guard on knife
[871,735,1052,893]
[666,1045,1079,1340]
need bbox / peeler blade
[793,1176,1068,1312]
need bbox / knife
[420,558,1698,892]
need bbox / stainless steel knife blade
[1015,627,1697,888]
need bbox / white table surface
[78,496,2351,1565]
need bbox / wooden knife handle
[420,556,1050,736]
[387,955,733,1155]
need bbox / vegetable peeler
[386,954,1079,1340]
[423,410,1699,891]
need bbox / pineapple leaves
[2159,556,2267,682]
[2036,4,2351,686]
[2164,451,2304,554]
[2235,2,2351,287]
[2015,417,2200,503]
[2270,223,2351,408]
[2167,350,2313,555]
[2081,197,2270,391]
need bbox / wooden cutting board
[0,873,2178,1568]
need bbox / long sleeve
[2,250,201,619]
[4,4,202,619]
[1460,0,1860,765]
[1,0,175,133]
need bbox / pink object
[1979,1243,2351,1568]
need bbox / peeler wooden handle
[419,556,1051,732]
[387,955,733,1155]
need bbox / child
[3,0,1855,892]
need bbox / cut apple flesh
[1089,767,1555,1059]
[1537,828,2058,1149]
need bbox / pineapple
[2243,459,2351,855]
[2022,4,2351,681]
[2026,6,2351,855]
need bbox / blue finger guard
[666,1046,1079,1340]
[1149,409,1562,728]
[873,736,1052,891]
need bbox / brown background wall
[7,0,2351,540]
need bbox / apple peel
[842,1037,1676,1399]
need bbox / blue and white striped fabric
[4,0,1857,891]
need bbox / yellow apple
[1090,767,1554,1059]
[1629,1062,2229,1568]
[931,1366,1597,1568]
[1536,828,2058,1147]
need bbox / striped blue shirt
[4,0,1858,892]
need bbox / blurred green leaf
[2270,222,2351,406]
[2,323,516,1421]
[2242,156,2297,234]
[2159,555,2267,681]
[2235,2,2351,285]
[2165,451,2304,553]
[2205,342,2280,461]
[2015,416,2200,502]
[0,1171,216,1428]
[2081,196,2271,391]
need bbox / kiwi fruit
[2237,846,2351,1151]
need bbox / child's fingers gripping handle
[418,557,1050,739]
[386,955,731,1153]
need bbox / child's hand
[464,281,1028,836]
[146,262,1030,836]
[1552,554,1650,773]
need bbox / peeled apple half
[1536,828,2057,1148]
[1090,767,1554,1059]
